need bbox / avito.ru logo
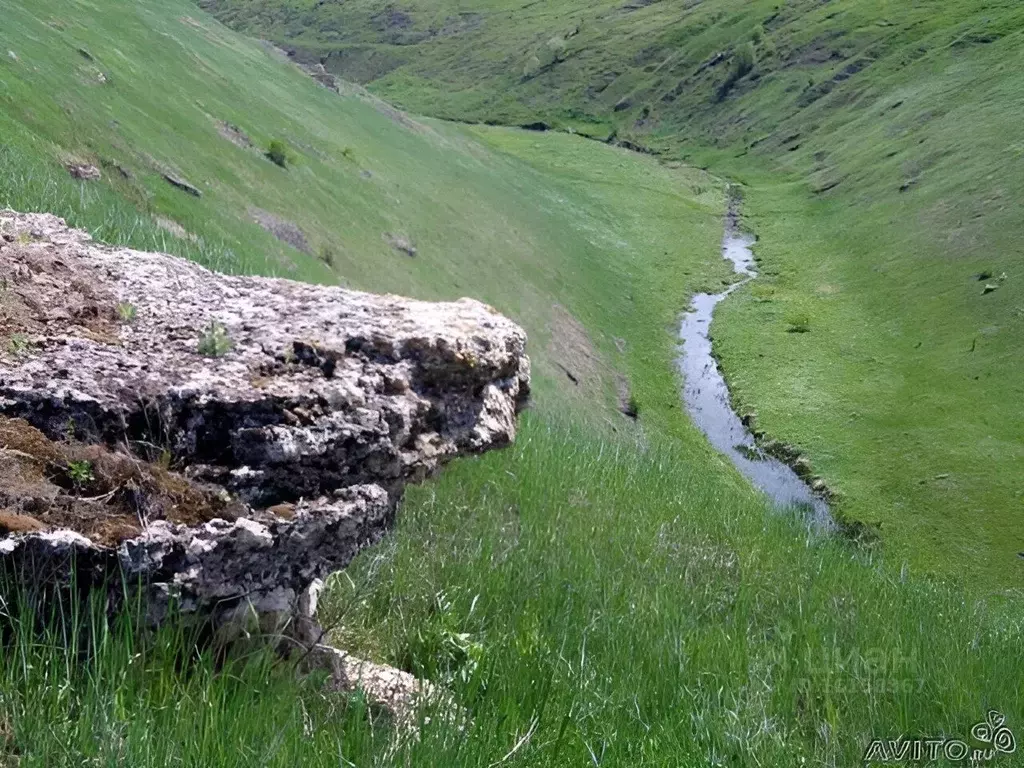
[864,710,1016,763]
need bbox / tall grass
[0,578,393,766]
[0,0,1020,762]
[2,417,1019,765]
[0,143,243,275]
[320,415,1024,766]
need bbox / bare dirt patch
[65,162,101,181]
[154,215,197,241]
[547,303,634,416]
[548,303,603,392]
[250,208,312,254]
[0,240,119,345]
[216,120,254,149]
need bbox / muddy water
[677,230,832,528]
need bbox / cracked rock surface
[0,210,529,628]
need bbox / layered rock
[0,210,529,632]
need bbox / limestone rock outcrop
[0,210,529,631]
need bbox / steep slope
[200,0,1024,588]
[0,1,1022,765]
[0,0,731,432]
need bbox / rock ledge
[0,210,529,631]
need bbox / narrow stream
[677,227,832,528]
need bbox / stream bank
[677,213,832,529]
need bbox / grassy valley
[202,0,1024,589]
[0,0,726,422]
[0,0,1021,765]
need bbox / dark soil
[0,417,243,546]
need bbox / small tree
[267,139,289,168]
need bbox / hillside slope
[0,0,735,432]
[1,1,1022,765]
[201,0,1024,588]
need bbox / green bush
[785,310,811,333]
[733,41,756,78]
[716,41,756,100]
[750,24,764,44]
[66,459,95,487]
[318,244,337,267]
[266,139,289,168]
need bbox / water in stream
[677,230,832,528]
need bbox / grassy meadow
[0,0,1021,765]
[4,419,1023,765]
[0,0,734,421]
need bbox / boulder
[0,210,530,633]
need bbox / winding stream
[677,227,832,528]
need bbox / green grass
[200,0,1024,590]
[0,587,390,765]
[0,0,1022,764]
[3,421,1022,765]
[713,173,1024,593]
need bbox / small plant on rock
[6,334,29,357]
[67,460,94,487]
[197,321,232,357]
[117,301,137,323]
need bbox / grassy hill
[0,0,738,427]
[202,0,1024,588]
[0,0,1022,765]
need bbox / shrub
[318,245,337,267]
[197,321,232,357]
[266,139,289,168]
[733,41,756,79]
[716,42,756,101]
[751,24,764,44]
[66,460,95,487]
[785,311,811,333]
